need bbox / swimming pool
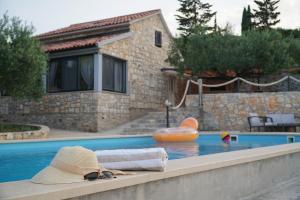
[0,134,299,183]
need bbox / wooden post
[287,75,290,91]
[237,78,240,93]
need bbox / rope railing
[170,80,191,110]
[289,76,300,84]
[169,75,300,110]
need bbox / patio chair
[247,113,272,132]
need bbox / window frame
[102,54,127,94]
[47,54,94,93]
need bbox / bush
[0,14,47,99]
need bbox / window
[47,55,94,92]
[102,55,127,93]
[155,31,162,47]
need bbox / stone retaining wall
[0,125,49,140]
[186,92,300,131]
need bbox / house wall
[100,14,171,110]
[96,14,171,130]
[0,14,172,132]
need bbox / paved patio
[48,129,116,138]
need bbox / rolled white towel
[95,148,168,171]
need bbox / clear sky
[0,0,299,36]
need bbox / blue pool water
[0,134,299,183]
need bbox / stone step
[118,108,203,135]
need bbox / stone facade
[186,92,300,131]
[0,14,171,132]
[100,14,170,110]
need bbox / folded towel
[95,148,168,171]
[102,159,167,171]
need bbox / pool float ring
[179,117,199,130]
[153,117,199,142]
[221,131,230,143]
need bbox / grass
[0,124,40,132]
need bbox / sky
[0,0,299,36]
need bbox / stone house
[0,9,173,132]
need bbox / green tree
[276,28,300,39]
[0,14,47,99]
[253,0,280,29]
[242,5,254,33]
[241,7,248,33]
[247,5,253,29]
[176,0,216,36]
[167,30,296,75]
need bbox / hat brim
[31,166,84,185]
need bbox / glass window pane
[102,56,114,91]
[48,60,62,92]
[79,55,94,90]
[155,31,162,47]
[114,60,124,92]
[62,58,77,91]
[102,55,126,93]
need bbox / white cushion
[249,113,263,126]
[267,114,295,124]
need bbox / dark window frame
[102,54,127,94]
[155,31,162,47]
[47,54,94,93]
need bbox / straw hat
[31,146,99,184]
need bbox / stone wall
[0,91,134,132]
[0,92,99,132]
[186,92,300,131]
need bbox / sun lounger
[247,113,272,132]
[265,114,300,132]
[248,113,300,132]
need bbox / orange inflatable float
[153,117,199,142]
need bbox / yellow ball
[220,131,230,139]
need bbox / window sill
[101,90,129,96]
[46,90,95,95]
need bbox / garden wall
[0,91,138,132]
[186,91,300,131]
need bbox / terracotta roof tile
[43,34,118,52]
[37,9,160,38]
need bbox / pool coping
[0,131,299,144]
[1,141,300,200]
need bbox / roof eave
[129,10,173,38]
[36,23,130,41]
[97,32,133,48]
